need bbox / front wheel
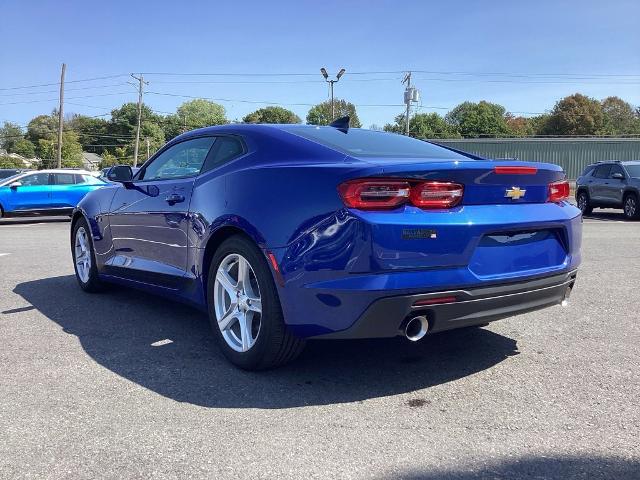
[623,193,639,220]
[576,191,592,215]
[207,235,305,370]
[72,218,104,292]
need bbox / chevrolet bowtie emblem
[505,187,526,200]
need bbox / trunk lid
[357,158,565,205]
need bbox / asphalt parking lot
[0,212,639,479]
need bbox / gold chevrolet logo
[505,187,526,200]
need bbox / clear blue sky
[1,0,639,128]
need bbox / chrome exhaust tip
[405,315,429,342]
[561,285,572,307]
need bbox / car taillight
[338,179,464,210]
[410,181,464,209]
[494,166,538,175]
[548,180,570,203]
[337,180,410,209]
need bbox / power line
[138,69,640,78]
[0,74,128,92]
[0,82,131,97]
[0,91,134,106]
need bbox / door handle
[165,193,185,205]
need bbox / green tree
[445,101,510,137]
[26,114,58,143]
[306,99,362,128]
[164,99,227,140]
[243,106,301,124]
[0,122,24,152]
[99,151,118,168]
[543,93,604,135]
[601,96,639,135]
[107,103,166,158]
[68,114,110,153]
[505,115,536,137]
[35,130,83,164]
[526,114,552,136]
[11,138,36,157]
[384,112,460,139]
[0,155,26,168]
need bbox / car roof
[172,122,382,139]
[586,161,640,167]
[20,169,93,174]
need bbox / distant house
[82,152,103,171]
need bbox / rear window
[625,164,640,178]
[282,126,468,159]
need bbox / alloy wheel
[624,196,637,218]
[213,253,262,352]
[577,194,588,212]
[74,226,92,284]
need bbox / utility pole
[56,63,66,168]
[131,74,148,167]
[403,72,411,136]
[320,68,346,120]
[146,138,150,160]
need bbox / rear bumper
[313,269,577,339]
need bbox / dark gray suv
[575,161,640,220]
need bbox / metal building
[433,138,640,179]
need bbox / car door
[106,136,217,287]
[50,172,105,208]
[602,164,626,205]
[589,164,612,202]
[1,172,52,212]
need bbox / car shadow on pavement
[15,275,519,409]
[583,210,628,221]
[397,455,640,480]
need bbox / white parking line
[0,253,10,257]
[583,221,638,224]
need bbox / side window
[140,137,216,181]
[19,173,50,186]
[609,165,624,178]
[201,136,245,173]
[78,174,104,185]
[593,165,612,179]
[53,173,77,185]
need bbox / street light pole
[320,68,346,121]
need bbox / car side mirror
[107,165,134,183]
[611,172,624,180]
[9,181,22,189]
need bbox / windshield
[0,170,19,180]
[0,173,23,187]
[282,126,470,160]
[625,164,640,178]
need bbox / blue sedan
[71,119,581,370]
[0,169,106,218]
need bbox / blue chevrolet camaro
[71,120,581,370]
[0,169,105,218]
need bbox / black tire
[207,235,305,370]
[71,217,104,292]
[623,193,640,220]
[576,191,592,215]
